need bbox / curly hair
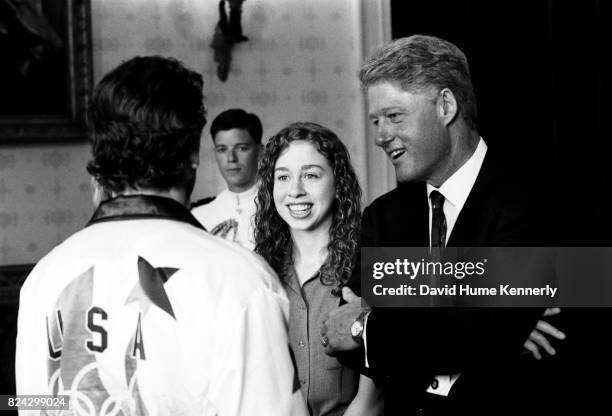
[86,56,206,193]
[254,122,362,292]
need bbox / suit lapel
[396,183,429,246]
[447,153,498,246]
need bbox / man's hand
[320,287,370,355]
[523,307,566,360]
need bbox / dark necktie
[429,190,447,306]
[430,190,447,251]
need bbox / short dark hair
[210,108,263,144]
[359,35,478,130]
[86,56,206,193]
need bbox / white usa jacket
[16,195,306,416]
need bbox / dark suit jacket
[342,152,546,415]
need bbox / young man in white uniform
[192,109,262,250]
[16,57,306,416]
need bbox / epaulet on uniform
[191,196,216,209]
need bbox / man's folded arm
[363,307,541,376]
[341,204,544,376]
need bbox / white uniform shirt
[192,185,257,250]
[16,196,306,416]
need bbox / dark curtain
[391,0,611,245]
[390,2,611,412]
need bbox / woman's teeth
[288,203,312,218]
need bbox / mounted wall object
[0,0,93,143]
[210,0,248,82]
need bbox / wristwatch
[350,310,369,345]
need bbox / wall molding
[359,0,395,203]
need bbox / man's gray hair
[359,35,478,130]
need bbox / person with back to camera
[16,56,307,416]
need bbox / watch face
[351,320,363,337]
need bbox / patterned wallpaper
[0,145,93,265]
[0,0,375,266]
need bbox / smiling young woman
[254,122,383,416]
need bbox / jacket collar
[87,194,206,231]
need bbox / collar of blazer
[87,194,206,231]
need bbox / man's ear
[437,88,458,126]
[189,150,200,169]
[91,176,109,207]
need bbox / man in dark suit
[320,35,548,415]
